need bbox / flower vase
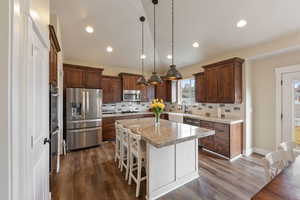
[155,113,161,126]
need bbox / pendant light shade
[165,0,182,80]
[137,16,148,86]
[148,0,163,85]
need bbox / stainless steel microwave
[123,90,141,102]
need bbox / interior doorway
[281,71,300,144]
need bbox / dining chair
[279,141,300,161]
[127,129,147,197]
[263,150,294,181]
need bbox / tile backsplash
[166,103,243,119]
[103,102,151,113]
[103,102,243,119]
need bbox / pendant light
[148,0,163,85]
[165,0,182,80]
[137,16,148,86]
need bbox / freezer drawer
[66,127,102,151]
[67,119,102,130]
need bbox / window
[177,78,195,105]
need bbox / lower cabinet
[183,117,243,159]
[102,114,154,141]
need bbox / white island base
[146,139,199,200]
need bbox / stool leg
[125,146,130,180]
[128,153,133,185]
[136,156,142,197]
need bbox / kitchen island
[117,118,215,200]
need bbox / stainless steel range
[65,88,102,151]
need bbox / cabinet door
[213,123,230,157]
[218,64,235,103]
[102,76,121,103]
[112,78,122,102]
[205,68,218,103]
[85,70,102,89]
[199,121,215,151]
[64,67,85,88]
[195,73,206,102]
[155,79,171,102]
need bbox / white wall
[250,50,300,151]
[0,0,11,199]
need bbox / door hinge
[281,80,283,86]
[281,113,283,120]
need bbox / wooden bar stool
[127,130,147,197]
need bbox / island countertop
[117,118,215,148]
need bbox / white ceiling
[51,0,300,72]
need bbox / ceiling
[51,0,300,72]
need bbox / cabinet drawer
[200,120,214,128]
[214,122,229,131]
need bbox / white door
[28,19,50,200]
[282,72,300,143]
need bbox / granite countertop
[117,118,215,148]
[103,111,243,125]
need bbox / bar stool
[114,122,122,167]
[127,129,147,197]
[119,126,130,180]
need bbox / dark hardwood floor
[52,142,267,200]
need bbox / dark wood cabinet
[195,57,244,104]
[102,76,122,104]
[63,64,103,89]
[119,73,139,90]
[103,114,154,140]
[155,78,172,102]
[49,25,61,85]
[183,116,243,159]
[85,70,102,89]
[194,72,206,103]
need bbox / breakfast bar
[117,118,215,200]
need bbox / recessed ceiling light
[140,54,146,59]
[192,42,199,48]
[85,26,94,33]
[106,46,113,52]
[167,54,172,59]
[237,19,247,28]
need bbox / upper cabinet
[102,76,122,104]
[63,64,103,89]
[155,78,172,102]
[119,73,139,90]
[195,57,244,104]
[194,72,206,103]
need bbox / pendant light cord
[171,0,174,65]
[142,21,144,75]
[154,2,156,73]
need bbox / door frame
[275,65,300,149]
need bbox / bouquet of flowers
[150,99,165,125]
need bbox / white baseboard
[244,148,253,156]
[252,147,271,156]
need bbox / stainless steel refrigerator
[65,88,102,151]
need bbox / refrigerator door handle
[82,90,86,119]
[86,91,90,112]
